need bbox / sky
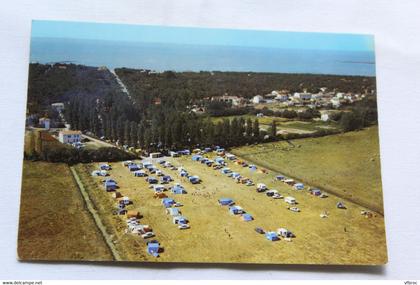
[31,20,374,52]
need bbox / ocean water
[30,37,375,76]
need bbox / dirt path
[70,166,122,261]
[82,134,116,148]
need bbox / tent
[294,183,305,190]
[133,170,147,177]
[147,242,160,257]
[143,162,154,170]
[275,175,285,181]
[265,231,280,241]
[204,147,212,153]
[231,172,241,178]
[221,168,231,174]
[192,155,202,161]
[128,164,140,172]
[127,210,140,219]
[167,208,180,216]
[104,180,117,191]
[146,177,158,184]
[99,163,111,170]
[160,175,172,183]
[91,170,101,176]
[180,170,189,177]
[229,205,244,215]
[218,198,234,206]
[249,165,257,172]
[162,198,175,208]
[188,176,200,184]
[215,157,225,164]
[172,185,186,194]
[242,213,253,221]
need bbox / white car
[141,232,155,239]
[272,193,283,199]
[289,207,301,212]
[178,224,190,230]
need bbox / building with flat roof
[58,130,82,144]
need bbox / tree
[269,120,277,138]
[246,118,253,139]
[340,112,363,131]
[253,119,260,140]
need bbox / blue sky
[31,20,374,52]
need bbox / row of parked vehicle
[120,161,162,257]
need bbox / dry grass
[81,149,387,264]
[232,126,384,214]
[17,161,113,261]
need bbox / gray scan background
[0,0,419,280]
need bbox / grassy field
[232,126,384,214]
[79,149,387,264]
[211,115,340,134]
[18,161,113,261]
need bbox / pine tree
[253,119,260,140]
[130,121,137,147]
[246,118,253,138]
[123,120,130,146]
[270,120,277,138]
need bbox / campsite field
[231,126,384,214]
[18,161,113,261]
[211,115,340,134]
[80,149,387,264]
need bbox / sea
[30,37,376,76]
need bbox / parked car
[255,227,265,234]
[141,232,155,239]
[289,207,300,212]
[178,224,190,230]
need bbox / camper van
[257,183,267,192]
[285,196,297,205]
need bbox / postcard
[19,20,387,264]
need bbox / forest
[27,63,378,152]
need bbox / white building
[299,92,313,100]
[38,117,50,129]
[59,130,82,144]
[330,97,341,108]
[275,94,289,102]
[251,95,264,104]
[51,102,65,112]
